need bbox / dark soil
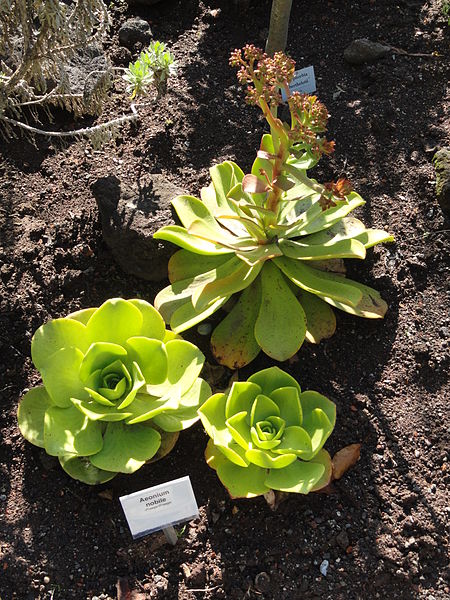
[1,1,449,599]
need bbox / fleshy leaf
[245,448,297,469]
[170,295,230,334]
[17,387,53,448]
[172,194,219,230]
[31,318,88,370]
[309,449,333,491]
[154,225,232,255]
[79,342,127,382]
[248,366,301,397]
[279,237,366,261]
[90,421,161,474]
[272,426,312,456]
[129,299,166,340]
[67,308,96,325]
[152,378,211,432]
[254,262,307,361]
[275,257,363,306]
[40,346,86,408]
[250,394,280,425]
[225,381,261,419]
[199,393,248,467]
[59,454,117,485]
[211,280,262,369]
[264,458,326,494]
[205,439,270,498]
[269,387,302,426]
[44,406,103,456]
[168,250,230,283]
[71,397,133,422]
[125,390,180,425]
[320,279,388,318]
[145,339,205,397]
[126,337,168,385]
[298,290,337,344]
[85,299,143,346]
[226,411,252,449]
[116,362,146,409]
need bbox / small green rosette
[198,366,335,498]
[18,298,211,484]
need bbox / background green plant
[0,2,175,145]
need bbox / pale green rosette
[198,366,335,498]
[17,298,211,484]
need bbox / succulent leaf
[59,454,117,485]
[299,291,337,344]
[17,387,53,448]
[211,282,261,369]
[205,439,270,498]
[154,225,231,255]
[168,250,230,283]
[89,421,161,473]
[254,262,307,360]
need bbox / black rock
[92,175,183,281]
[118,18,152,49]
[344,39,391,65]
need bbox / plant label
[119,476,199,540]
[282,66,316,101]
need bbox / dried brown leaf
[242,174,267,194]
[332,443,361,480]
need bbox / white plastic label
[282,66,316,101]
[119,476,199,539]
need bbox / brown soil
[1,1,449,599]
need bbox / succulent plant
[198,367,336,498]
[17,298,211,484]
[154,46,393,368]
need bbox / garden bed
[0,1,449,598]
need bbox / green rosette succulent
[198,367,335,498]
[17,298,211,485]
[154,47,394,369]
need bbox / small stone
[319,560,329,576]
[433,147,450,215]
[254,572,271,593]
[185,563,206,587]
[92,175,183,281]
[336,530,349,550]
[344,39,391,65]
[0,494,6,501]
[414,449,420,458]
[118,18,152,49]
[43,576,50,584]
[197,323,212,335]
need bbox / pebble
[0,494,6,501]
[197,323,212,335]
[43,576,50,584]
[319,560,329,576]
[254,572,271,593]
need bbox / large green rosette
[198,366,335,498]
[18,298,211,484]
